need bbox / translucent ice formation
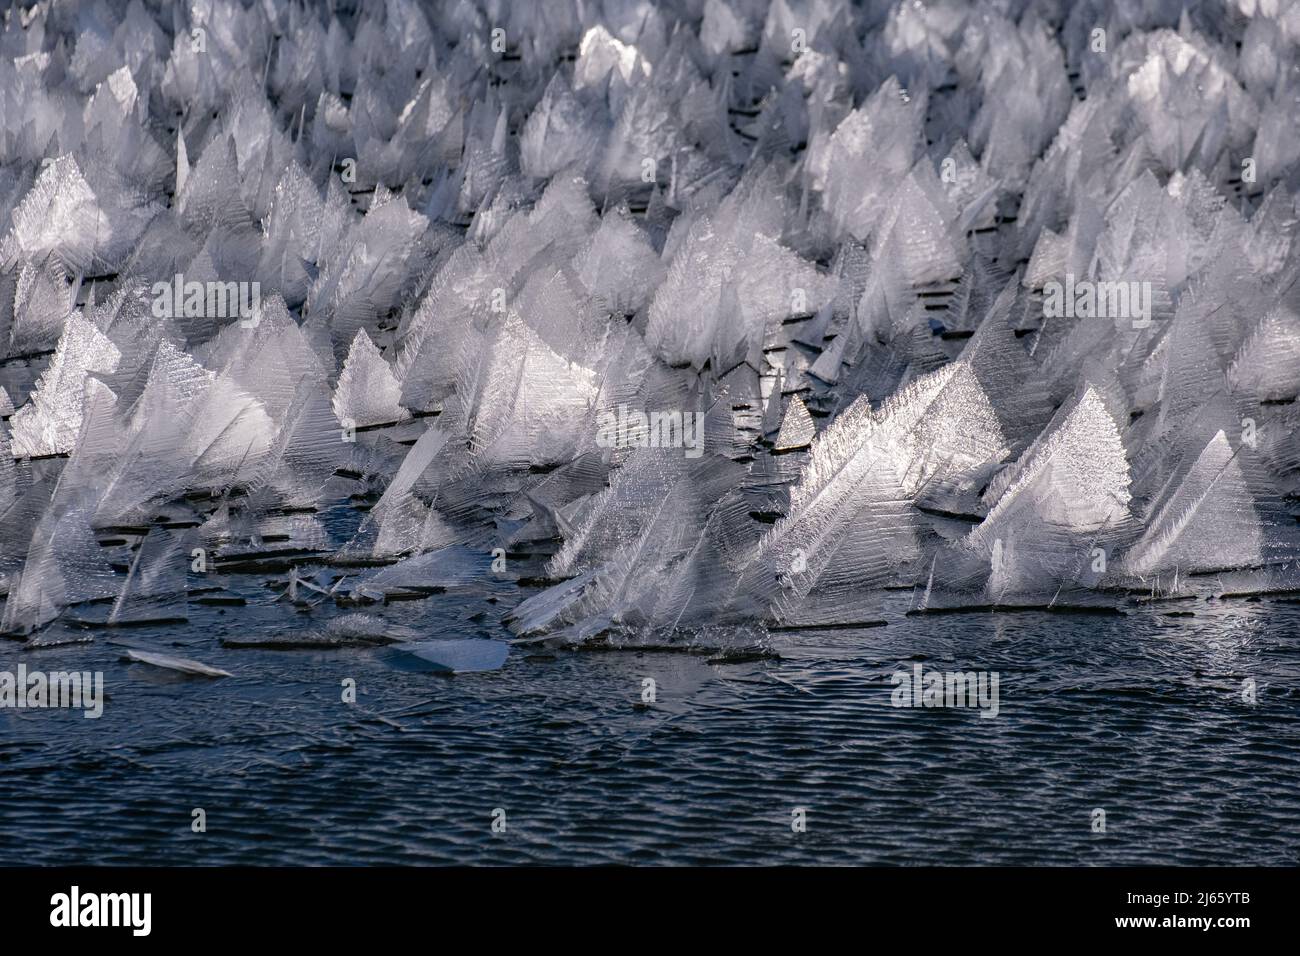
[0,0,1298,648]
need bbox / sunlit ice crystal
[333,329,410,428]
[966,386,1135,601]
[8,312,121,458]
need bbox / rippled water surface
[3,592,1299,865]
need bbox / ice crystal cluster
[1,0,1300,653]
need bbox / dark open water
[2,589,1299,865]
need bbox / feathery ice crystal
[1,0,1299,653]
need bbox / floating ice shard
[323,614,415,646]
[351,545,487,600]
[123,649,233,678]
[391,639,509,674]
[222,613,415,650]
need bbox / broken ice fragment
[390,639,509,674]
[123,649,233,678]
